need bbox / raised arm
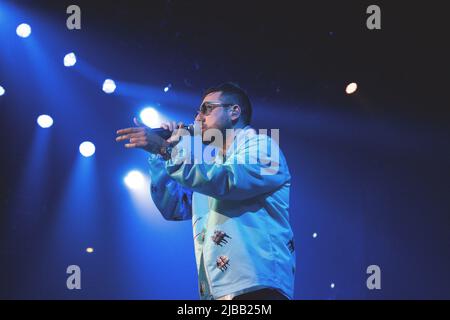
[148,154,193,221]
[165,134,290,201]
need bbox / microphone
[150,124,195,140]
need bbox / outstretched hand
[116,117,169,154]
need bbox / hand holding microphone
[116,117,192,157]
[152,121,194,140]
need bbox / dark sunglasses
[196,102,234,117]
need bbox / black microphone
[150,124,195,140]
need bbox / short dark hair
[202,82,252,125]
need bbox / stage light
[140,107,161,128]
[164,84,171,92]
[86,247,94,253]
[124,170,145,190]
[346,82,358,94]
[37,115,53,128]
[16,23,31,38]
[0,86,5,96]
[102,79,116,94]
[79,141,96,157]
[312,232,318,238]
[330,283,335,289]
[64,52,77,67]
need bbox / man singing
[116,83,295,300]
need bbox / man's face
[195,91,234,133]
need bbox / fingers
[170,122,184,137]
[117,120,184,150]
[125,139,149,148]
[116,131,146,142]
[125,143,140,148]
[161,121,180,131]
[128,137,147,144]
[116,127,144,135]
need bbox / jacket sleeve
[148,154,193,221]
[164,134,291,201]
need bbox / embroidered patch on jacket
[211,230,232,246]
[216,255,230,272]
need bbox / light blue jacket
[148,126,295,299]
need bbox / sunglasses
[196,102,234,117]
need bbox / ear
[230,104,241,121]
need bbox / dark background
[0,0,449,299]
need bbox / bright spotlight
[124,170,145,190]
[312,232,318,238]
[86,247,94,253]
[16,23,31,38]
[37,115,53,128]
[0,86,5,96]
[79,141,96,157]
[330,283,335,289]
[64,52,77,67]
[346,82,358,94]
[140,107,161,128]
[164,84,172,92]
[102,79,116,94]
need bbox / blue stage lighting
[64,52,77,67]
[139,107,160,128]
[79,141,96,157]
[16,23,31,38]
[0,85,5,96]
[37,115,53,128]
[102,79,116,94]
[124,170,145,190]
